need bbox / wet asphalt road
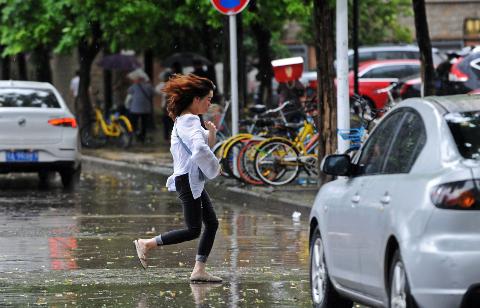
[0,171,312,307]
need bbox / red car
[349,59,420,109]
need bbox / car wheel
[38,171,55,188]
[60,164,81,189]
[389,250,416,308]
[310,226,352,308]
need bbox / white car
[0,81,81,188]
[309,94,480,308]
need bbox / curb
[81,155,313,217]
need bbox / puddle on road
[0,172,312,306]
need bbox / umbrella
[127,68,150,81]
[98,54,141,71]
[162,52,212,68]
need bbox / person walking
[127,71,155,143]
[133,74,222,283]
[69,70,80,114]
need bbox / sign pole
[336,0,350,153]
[229,14,239,136]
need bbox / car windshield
[0,88,60,108]
[445,111,480,159]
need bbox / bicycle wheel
[254,140,300,186]
[222,137,251,180]
[80,120,106,148]
[237,139,264,185]
[116,120,133,148]
[212,141,230,178]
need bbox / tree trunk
[31,45,52,82]
[202,24,219,98]
[103,69,112,112]
[237,13,247,110]
[1,56,10,80]
[144,48,154,81]
[412,0,435,96]
[249,0,273,107]
[314,0,337,186]
[103,49,112,113]
[77,23,102,126]
[17,53,27,80]
[251,22,273,107]
[144,48,156,130]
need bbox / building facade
[401,0,480,50]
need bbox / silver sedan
[309,94,480,308]
[0,81,81,188]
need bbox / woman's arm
[204,121,217,148]
[182,116,220,179]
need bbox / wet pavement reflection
[0,172,312,307]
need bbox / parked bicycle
[252,117,318,186]
[80,107,133,148]
[340,93,388,153]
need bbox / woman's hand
[205,121,217,148]
[204,121,217,134]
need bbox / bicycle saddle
[249,104,267,114]
[284,122,304,129]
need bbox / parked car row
[393,46,480,100]
[347,44,445,68]
[302,45,480,112]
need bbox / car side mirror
[321,154,352,176]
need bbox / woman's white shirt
[166,114,220,199]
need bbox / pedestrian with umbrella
[97,52,142,115]
[126,68,155,144]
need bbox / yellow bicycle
[80,107,134,148]
[252,120,319,186]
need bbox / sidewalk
[81,138,318,217]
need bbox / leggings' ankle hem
[155,235,163,246]
[196,255,207,263]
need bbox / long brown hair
[162,74,215,120]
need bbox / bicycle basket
[338,126,366,150]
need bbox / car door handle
[380,193,391,205]
[351,194,360,204]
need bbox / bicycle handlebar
[375,82,398,94]
[264,101,292,115]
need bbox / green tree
[352,0,413,45]
[244,0,312,106]
[301,0,413,46]
[0,0,160,124]
[0,0,55,81]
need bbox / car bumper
[0,161,78,173]
[405,236,480,308]
[0,147,79,163]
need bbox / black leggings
[157,174,219,263]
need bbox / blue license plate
[6,150,39,162]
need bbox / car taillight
[430,180,480,210]
[449,62,469,82]
[48,117,77,128]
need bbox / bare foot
[190,270,222,283]
[133,239,148,269]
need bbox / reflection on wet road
[0,172,311,306]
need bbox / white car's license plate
[6,150,39,162]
